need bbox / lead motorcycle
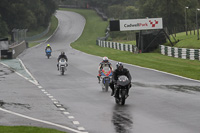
[114,75,131,105]
[58,58,68,75]
[100,66,112,92]
[45,48,51,59]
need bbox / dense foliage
[0,0,57,37]
[61,0,200,33]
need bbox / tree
[0,0,57,36]
[107,5,125,19]
[136,0,198,33]
[0,15,8,38]
[124,6,138,19]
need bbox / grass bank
[60,8,200,81]
[0,126,65,133]
[169,31,200,49]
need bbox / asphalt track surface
[1,10,200,133]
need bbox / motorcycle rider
[57,51,68,70]
[45,44,52,52]
[97,56,113,83]
[110,62,132,97]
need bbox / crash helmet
[116,62,123,71]
[103,56,108,63]
[47,44,50,47]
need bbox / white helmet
[103,56,108,62]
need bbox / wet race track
[1,10,200,133]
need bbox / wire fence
[25,24,50,42]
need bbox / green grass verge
[0,126,65,133]
[117,40,136,45]
[28,15,58,47]
[60,8,200,81]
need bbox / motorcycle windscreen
[117,75,130,86]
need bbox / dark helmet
[61,51,65,55]
[116,62,123,71]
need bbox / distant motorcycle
[58,58,68,75]
[46,48,51,59]
[114,75,131,105]
[100,66,112,92]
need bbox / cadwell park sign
[110,18,163,31]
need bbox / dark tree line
[0,0,57,38]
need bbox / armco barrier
[97,40,138,53]
[160,45,200,60]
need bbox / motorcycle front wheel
[120,90,126,105]
[61,67,65,75]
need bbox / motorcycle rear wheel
[103,80,109,92]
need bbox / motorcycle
[100,66,112,92]
[46,48,51,59]
[114,75,131,105]
[59,58,68,75]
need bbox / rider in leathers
[57,52,68,70]
[97,56,113,83]
[45,44,52,52]
[110,62,132,97]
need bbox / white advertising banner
[120,18,163,31]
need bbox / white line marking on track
[78,127,85,130]
[59,108,65,111]
[64,112,70,115]
[73,121,80,125]
[0,108,87,133]
[38,86,43,89]
[51,98,57,101]
[18,58,39,85]
[68,116,74,119]
[0,62,39,85]
[54,101,59,104]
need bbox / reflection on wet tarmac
[0,100,31,110]
[112,105,133,133]
[133,82,200,93]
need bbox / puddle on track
[0,100,31,110]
